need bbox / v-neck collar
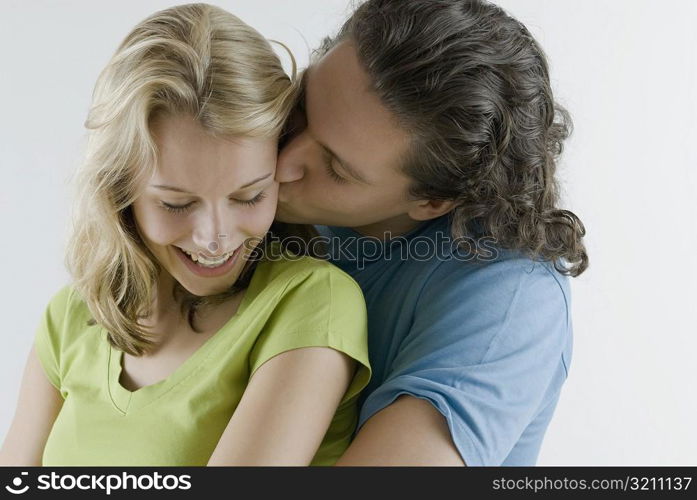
[105,274,258,415]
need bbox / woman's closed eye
[159,191,267,214]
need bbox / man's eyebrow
[319,142,368,184]
[303,68,369,185]
[152,173,273,194]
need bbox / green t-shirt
[34,250,371,466]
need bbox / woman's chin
[175,276,238,298]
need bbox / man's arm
[335,395,465,466]
[334,258,570,466]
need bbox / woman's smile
[173,244,243,278]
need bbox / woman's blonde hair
[65,3,299,356]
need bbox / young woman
[0,4,370,466]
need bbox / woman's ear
[278,105,306,150]
[407,198,459,222]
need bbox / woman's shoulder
[246,248,371,407]
[241,245,368,331]
[39,283,98,341]
[254,244,364,299]
[41,283,83,321]
[34,282,100,386]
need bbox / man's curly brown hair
[315,0,588,276]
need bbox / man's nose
[276,133,309,184]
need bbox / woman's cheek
[132,202,183,246]
[243,187,278,239]
[152,215,188,244]
[143,206,185,241]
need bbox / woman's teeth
[181,248,234,268]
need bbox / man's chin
[275,205,341,227]
[274,204,311,225]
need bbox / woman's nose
[191,208,235,255]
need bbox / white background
[1,0,695,466]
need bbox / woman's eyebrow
[151,173,273,194]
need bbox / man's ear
[407,198,459,221]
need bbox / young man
[275,0,588,466]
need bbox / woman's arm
[0,345,64,466]
[207,346,355,466]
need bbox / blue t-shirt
[315,214,573,466]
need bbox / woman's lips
[173,244,242,278]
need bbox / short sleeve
[249,265,371,406]
[33,284,73,391]
[357,258,571,466]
